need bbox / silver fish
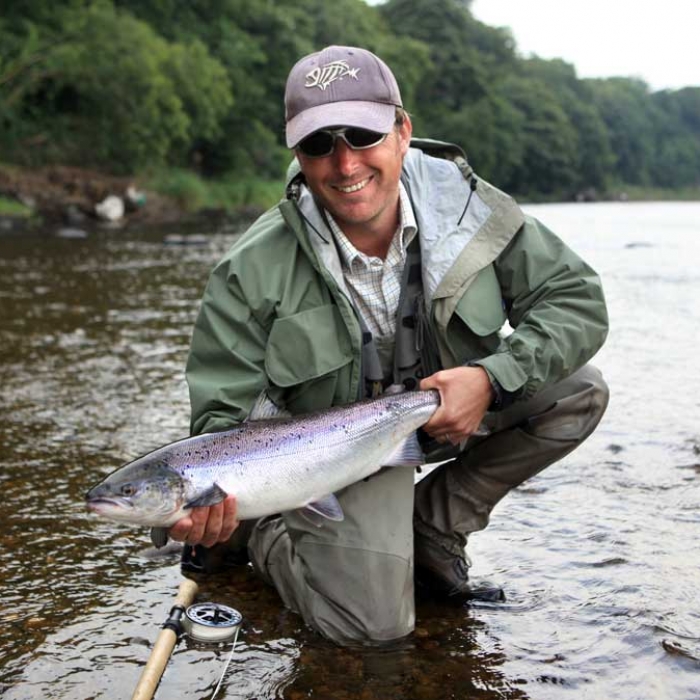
[85,390,439,541]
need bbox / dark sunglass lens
[299,131,334,157]
[345,128,384,148]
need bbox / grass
[0,195,33,217]
[143,168,285,213]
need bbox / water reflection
[2,203,700,699]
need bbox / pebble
[56,227,88,239]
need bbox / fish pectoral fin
[150,527,169,549]
[184,483,228,509]
[301,494,344,525]
[297,508,325,528]
[382,432,426,468]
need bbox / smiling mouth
[334,177,371,194]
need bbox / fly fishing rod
[131,578,243,700]
[131,578,199,700]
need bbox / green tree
[495,76,579,196]
[1,0,698,197]
[117,0,422,176]
[587,78,659,186]
[2,2,233,172]
[650,88,700,187]
[381,0,516,119]
[379,0,522,183]
[520,58,614,193]
[434,93,525,187]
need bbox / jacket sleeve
[185,257,270,435]
[473,215,609,401]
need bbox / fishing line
[210,626,240,700]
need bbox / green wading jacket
[186,143,609,435]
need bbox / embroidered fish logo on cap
[284,46,402,148]
[305,60,360,91]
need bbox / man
[170,46,609,644]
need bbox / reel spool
[182,603,242,643]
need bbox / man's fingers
[186,506,210,545]
[420,366,492,439]
[218,495,239,542]
[168,495,239,547]
[199,501,224,548]
[168,517,192,543]
[419,375,443,431]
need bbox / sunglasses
[296,127,388,158]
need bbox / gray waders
[247,364,608,644]
[245,235,610,644]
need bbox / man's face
[296,116,412,241]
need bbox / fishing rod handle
[174,578,199,608]
[131,579,199,700]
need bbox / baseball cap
[284,45,403,149]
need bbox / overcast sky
[366,0,698,91]
[469,0,699,91]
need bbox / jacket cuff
[468,354,527,411]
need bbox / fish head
[85,458,188,528]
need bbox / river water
[1,201,698,699]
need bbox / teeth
[336,178,369,193]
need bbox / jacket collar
[283,146,524,305]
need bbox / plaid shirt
[326,183,417,338]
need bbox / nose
[332,138,361,176]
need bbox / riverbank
[0,163,284,232]
[519,183,700,205]
[2,163,698,233]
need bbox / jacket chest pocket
[265,304,353,394]
[449,265,507,360]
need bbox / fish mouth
[86,496,133,513]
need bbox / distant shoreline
[0,163,279,232]
[1,163,698,233]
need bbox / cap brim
[286,101,396,148]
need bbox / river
[1,201,698,699]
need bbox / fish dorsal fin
[248,391,292,421]
[299,494,344,527]
[185,483,228,509]
[383,432,426,468]
[150,526,169,548]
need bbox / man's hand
[168,494,239,548]
[420,366,495,444]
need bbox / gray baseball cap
[284,45,403,149]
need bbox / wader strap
[393,236,425,390]
[359,320,385,398]
[360,236,443,398]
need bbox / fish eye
[120,484,136,497]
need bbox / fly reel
[182,602,242,643]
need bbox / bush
[145,168,284,212]
[1,3,233,173]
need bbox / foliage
[1,2,232,173]
[381,0,516,123]
[0,195,34,217]
[585,78,659,187]
[1,0,698,198]
[145,168,284,211]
